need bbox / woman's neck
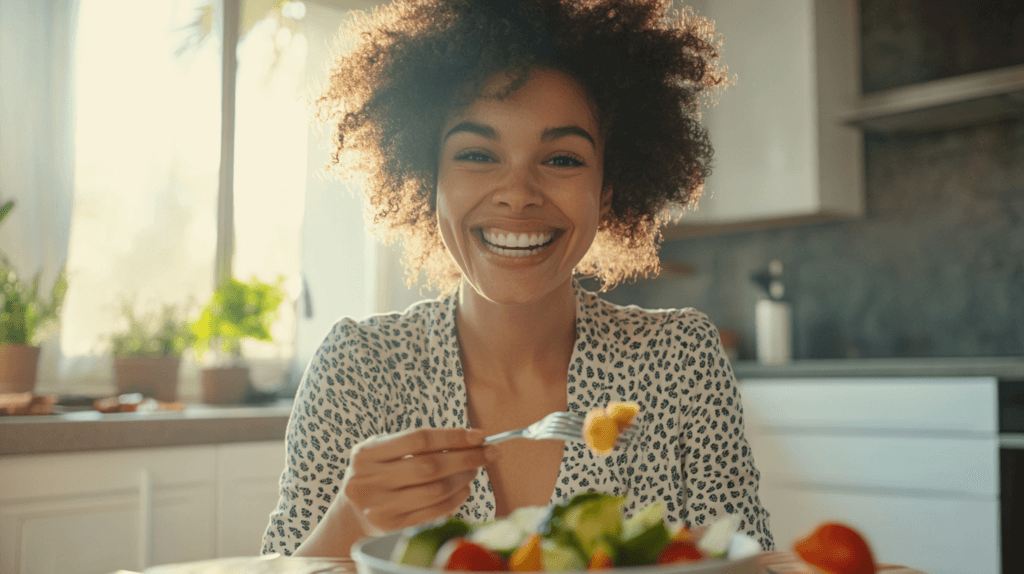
[455,277,577,394]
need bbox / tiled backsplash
[603,119,1024,359]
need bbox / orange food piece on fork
[605,401,640,431]
[583,411,618,454]
[584,401,641,454]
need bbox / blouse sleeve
[677,312,775,550]
[261,318,384,556]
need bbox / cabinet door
[667,0,862,232]
[739,377,1000,574]
[0,446,217,574]
[0,493,140,574]
[759,484,999,574]
[216,441,287,557]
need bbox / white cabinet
[666,0,863,236]
[0,441,286,574]
[740,377,1000,574]
[216,441,287,557]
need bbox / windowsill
[0,400,293,456]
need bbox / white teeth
[481,229,554,249]
[488,245,544,257]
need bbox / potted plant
[0,200,69,394]
[190,276,285,405]
[110,302,193,401]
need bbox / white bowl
[351,532,760,574]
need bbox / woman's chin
[460,271,575,308]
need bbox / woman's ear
[600,186,613,218]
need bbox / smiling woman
[263,0,773,561]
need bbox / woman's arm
[262,319,493,558]
[677,314,775,550]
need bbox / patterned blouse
[261,280,774,555]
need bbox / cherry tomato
[793,522,876,574]
[657,540,705,564]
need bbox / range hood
[842,64,1024,132]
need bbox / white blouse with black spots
[261,281,774,555]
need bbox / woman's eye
[454,151,495,163]
[545,155,585,168]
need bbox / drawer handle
[1000,434,1024,450]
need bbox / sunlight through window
[65,0,308,395]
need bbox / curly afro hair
[314,0,726,291]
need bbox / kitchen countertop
[5,356,1022,457]
[733,356,1024,380]
[0,400,293,456]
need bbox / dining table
[124,552,930,574]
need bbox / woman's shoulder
[320,297,451,350]
[579,288,720,339]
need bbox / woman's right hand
[294,426,496,557]
[342,427,496,534]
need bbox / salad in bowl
[352,492,762,574]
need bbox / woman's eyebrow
[442,121,497,142]
[542,125,596,148]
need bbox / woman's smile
[476,228,560,258]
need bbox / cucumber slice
[392,516,471,567]
[541,538,587,571]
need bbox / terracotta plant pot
[0,344,42,394]
[113,356,181,402]
[201,366,251,405]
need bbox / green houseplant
[110,303,193,401]
[0,200,69,394]
[190,276,285,404]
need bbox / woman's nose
[490,164,543,212]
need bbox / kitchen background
[601,0,1024,361]
[2,2,1023,574]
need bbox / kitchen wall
[600,0,1024,360]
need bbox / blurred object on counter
[244,386,281,405]
[92,392,185,414]
[718,329,741,362]
[751,259,791,366]
[0,392,57,415]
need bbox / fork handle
[482,430,523,445]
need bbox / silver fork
[482,411,642,448]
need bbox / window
[61,0,332,396]
[3,0,417,397]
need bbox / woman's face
[436,68,608,305]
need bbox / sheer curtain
[1,0,430,397]
[0,0,78,393]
